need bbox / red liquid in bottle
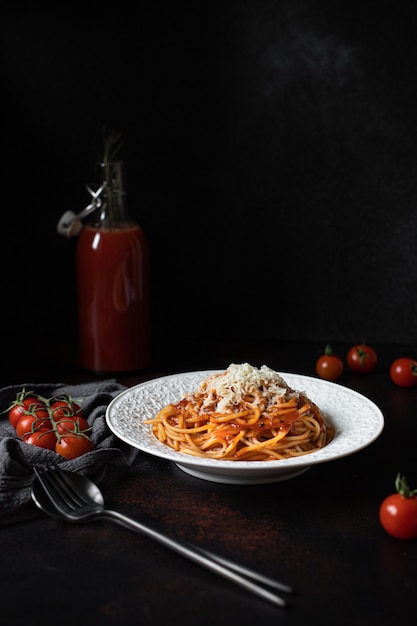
[76,223,150,373]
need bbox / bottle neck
[92,160,129,226]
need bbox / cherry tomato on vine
[24,430,57,451]
[55,434,94,459]
[50,398,83,420]
[55,415,91,436]
[316,345,344,381]
[4,388,94,458]
[347,344,377,374]
[379,474,417,539]
[389,357,417,388]
[15,410,51,438]
[7,394,46,428]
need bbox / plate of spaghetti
[105,363,384,484]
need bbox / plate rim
[105,369,385,475]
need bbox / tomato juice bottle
[76,153,150,374]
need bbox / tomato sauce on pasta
[145,363,333,461]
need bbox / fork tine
[33,467,73,515]
[34,467,84,512]
[51,468,91,507]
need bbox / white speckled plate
[105,371,384,484]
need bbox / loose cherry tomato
[315,345,344,381]
[347,344,377,374]
[7,394,47,428]
[55,434,94,459]
[379,474,417,539]
[24,429,57,451]
[389,357,417,388]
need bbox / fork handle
[102,508,291,607]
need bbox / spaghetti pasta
[145,363,333,461]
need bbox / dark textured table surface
[1,337,416,626]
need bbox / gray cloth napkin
[0,380,140,525]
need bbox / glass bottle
[76,160,150,373]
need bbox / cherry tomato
[7,394,46,428]
[55,416,91,436]
[24,429,57,451]
[315,345,344,381]
[4,388,94,458]
[389,357,417,388]
[50,398,83,420]
[379,474,417,539]
[347,344,377,374]
[55,434,94,459]
[15,410,51,438]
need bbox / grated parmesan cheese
[189,362,299,413]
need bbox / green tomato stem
[395,472,417,498]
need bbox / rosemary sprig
[99,129,124,222]
[102,128,122,164]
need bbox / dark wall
[3,2,417,346]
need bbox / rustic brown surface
[1,338,416,625]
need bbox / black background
[3,1,417,350]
